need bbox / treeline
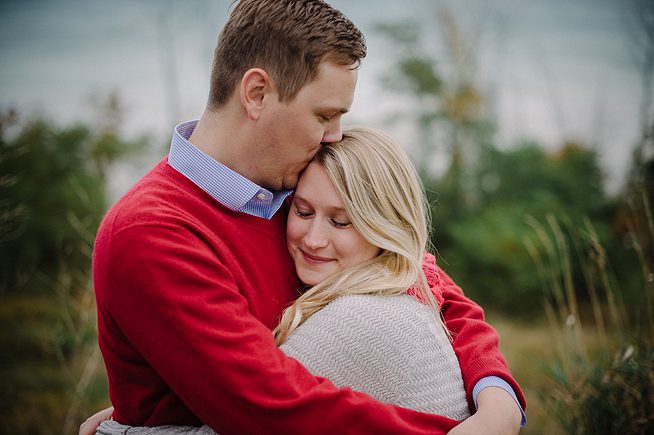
[377,12,653,432]
[375,17,651,320]
[1,9,652,431]
[1,99,651,433]
[425,141,619,315]
[0,102,146,434]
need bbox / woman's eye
[330,219,351,229]
[295,208,313,218]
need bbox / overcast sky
[0,0,645,193]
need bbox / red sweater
[94,159,524,435]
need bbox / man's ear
[240,68,274,120]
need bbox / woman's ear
[240,68,274,120]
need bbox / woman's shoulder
[322,293,424,313]
[287,294,447,355]
[318,294,436,330]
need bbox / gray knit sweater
[98,294,470,434]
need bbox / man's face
[256,62,358,190]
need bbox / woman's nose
[303,220,328,249]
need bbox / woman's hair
[274,126,444,345]
[208,0,366,109]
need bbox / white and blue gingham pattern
[168,120,293,220]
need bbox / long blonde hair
[274,126,443,345]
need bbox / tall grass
[0,190,107,435]
[524,189,654,434]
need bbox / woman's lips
[300,250,334,265]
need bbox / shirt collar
[168,120,293,219]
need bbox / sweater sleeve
[98,223,460,435]
[421,253,527,411]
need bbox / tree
[0,100,145,433]
[376,8,615,315]
[439,142,611,314]
[376,8,492,212]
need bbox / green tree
[377,13,616,315]
[0,101,145,434]
[435,142,612,314]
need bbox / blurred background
[1,0,652,433]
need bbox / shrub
[527,208,654,434]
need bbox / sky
[0,0,646,194]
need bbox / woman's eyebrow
[293,194,346,213]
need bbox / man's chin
[281,176,300,190]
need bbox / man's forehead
[305,63,358,91]
[287,63,357,113]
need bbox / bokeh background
[1,0,652,433]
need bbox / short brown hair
[208,0,366,109]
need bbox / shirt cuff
[472,376,527,427]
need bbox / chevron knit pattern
[281,294,471,420]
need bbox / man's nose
[321,118,342,143]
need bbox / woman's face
[286,161,380,286]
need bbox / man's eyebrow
[320,107,349,115]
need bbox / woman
[94,126,470,434]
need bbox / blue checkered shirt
[168,120,293,219]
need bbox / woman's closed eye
[330,218,351,229]
[294,207,314,218]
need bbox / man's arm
[448,387,522,435]
[79,407,113,435]
[100,225,459,435]
[422,253,526,430]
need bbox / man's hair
[274,127,446,346]
[208,0,366,109]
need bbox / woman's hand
[79,406,114,435]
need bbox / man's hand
[79,406,114,435]
[447,387,521,435]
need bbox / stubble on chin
[281,174,301,190]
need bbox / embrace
[82,1,526,434]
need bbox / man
[90,1,525,433]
